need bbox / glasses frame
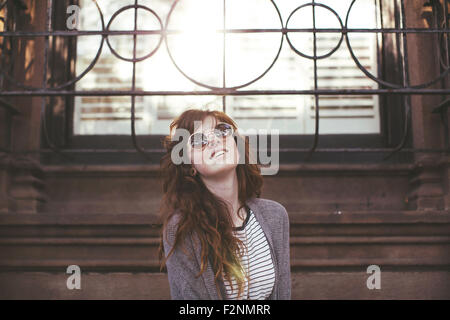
[188,122,235,150]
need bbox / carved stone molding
[442,155,450,210]
[408,155,446,211]
[6,155,47,214]
[0,154,12,214]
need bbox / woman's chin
[202,162,237,178]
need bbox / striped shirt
[223,207,276,300]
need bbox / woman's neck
[201,170,246,227]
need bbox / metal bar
[38,0,73,162]
[383,0,412,161]
[129,0,152,161]
[306,0,320,161]
[443,0,449,67]
[387,0,405,151]
[2,147,448,154]
[375,0,388,146]
[377,0,391,146]
[222,0,226,113]
[1,28,450,37]
[0,89,448,97]
[440,0,449,150]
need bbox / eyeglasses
[188,122,234,149]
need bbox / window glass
[74,0,380,135]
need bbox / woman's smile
[211,148,227,159]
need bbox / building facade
[0,0,449,299]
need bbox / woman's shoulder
[248,197,289,222]
[162,210,184,243]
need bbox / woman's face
[187,116,240,177]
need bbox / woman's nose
[206,132,221,148]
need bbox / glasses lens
[189,123,233,149]
[214,123,233,137]
[190,133,207,148]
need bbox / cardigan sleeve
[278,206,292,299]
[162,214,210,300]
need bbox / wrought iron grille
[0,0,449,164]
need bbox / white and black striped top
[223,207,276,300]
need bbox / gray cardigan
[162,197,291,300]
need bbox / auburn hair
[157,108,263,299]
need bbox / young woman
[158,109,291,300]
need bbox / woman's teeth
[214,150,226,158]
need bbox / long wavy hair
[158,109,263,299]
